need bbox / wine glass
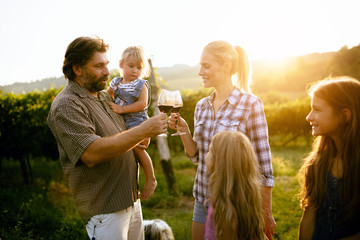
[171,90,185,136]
[157,89,175,136]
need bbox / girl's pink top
[204,204,217,240]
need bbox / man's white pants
[86,199,144,240]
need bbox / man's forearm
[81,113,166,167]
[81,124,147,167]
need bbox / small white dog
[143,219,175,240]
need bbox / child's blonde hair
[120,46,150,78]
[206,131,266,240]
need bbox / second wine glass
[157,89,175,137]
[171,90,186,136]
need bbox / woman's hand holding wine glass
[157,89,174,136]
[157,89,188,137]
[170,90,186,136]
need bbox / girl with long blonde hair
[299,76,360,239]
[205,131,266,240]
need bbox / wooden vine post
[148,59,178,195]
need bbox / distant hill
[251,51,338,93]
[0,65,202,94]
[156,64,202,90]
[1,44,359,94]
[0,76,67,94]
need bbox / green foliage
[2,43,360,239]
[1,146,309,240]
[272,177,302,240]
[0,158,86,240]
[270,146,311,240]
[0,88,61,183]
[264,98,312,146]
[258,90,305,104]
[252,44,360,94]
[0,84,313,178]
[0,88,61,161]
[329,45,360,79]
[179,88,212,132]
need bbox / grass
[270,145,310,240]
[0,159,86,240]
[0,144,310,239]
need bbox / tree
[0,89,60,183]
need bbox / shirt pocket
[194,118,210,141]
[215,119,241,133]
[215,107,248,134]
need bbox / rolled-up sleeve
[248,98,274,187]
[48,101,100,166]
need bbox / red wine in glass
[171,106,182,113]
[157,89,175,137]
[158,105,173,113]
[171,90,185,136]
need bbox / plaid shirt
[189,88,274,206]
[47,81,138,222]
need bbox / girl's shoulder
[135,78,148,87]
[134,79,150,92]
[111,77,122,85]
[109,77,123,91]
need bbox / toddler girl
[107,46,156,199]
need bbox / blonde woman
[168,40,275,239]
[205,131,266,240]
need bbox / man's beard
[80,69,108,93]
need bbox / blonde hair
[300,76,360,223]
[203,40,252,93]
[206,131,266,240]
[120,46,150,78]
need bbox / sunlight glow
[0,0,359,86]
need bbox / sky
[0,0,359,86]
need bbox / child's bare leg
[134,148,157,199]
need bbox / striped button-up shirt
[189,88,274,206]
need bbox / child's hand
[108,102,123,114]
[136,138,150,150]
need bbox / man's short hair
[62,36,109,81]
